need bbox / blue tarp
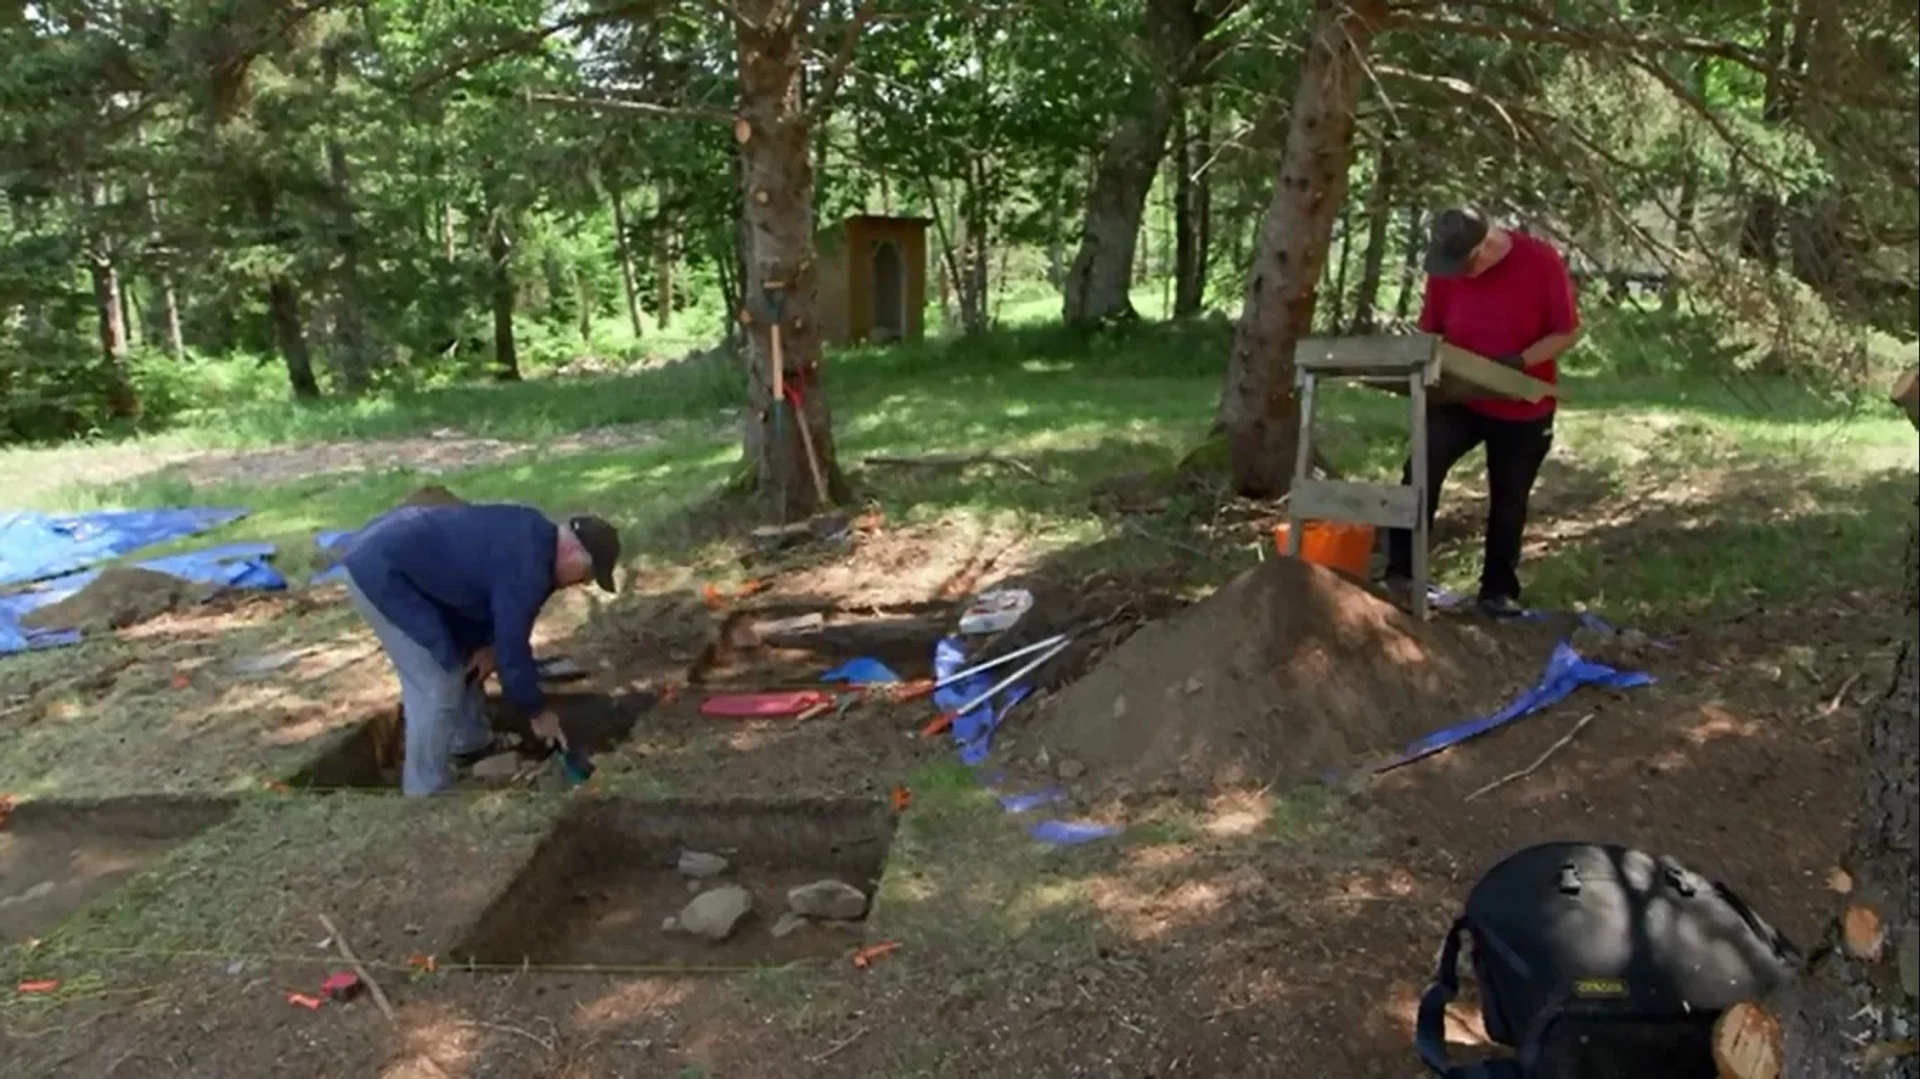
[0,507,249,587]
[928,635,1117,847]
[0,506,284,656]
[1374,641,1655,772]
[921,616,1656,844]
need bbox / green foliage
[1,0,1914,448]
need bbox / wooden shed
[814,215,929,347]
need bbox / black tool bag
[1415,841,1800,1078]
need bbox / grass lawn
[0,307,1913,1076]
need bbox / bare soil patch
[0,796,236,944]
[1029,556,1557,795]
[454,797,894,969]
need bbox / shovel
[764,282,792,514]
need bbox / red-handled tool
[699,689,837,719]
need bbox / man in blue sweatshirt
[337,503,621,797]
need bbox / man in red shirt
[1384,207,1582,616]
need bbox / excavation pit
[0,796,237,944]
[690,601,957,686]
[451,797,897,968]
[284,687,657,791]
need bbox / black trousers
[1385,403,1554,602]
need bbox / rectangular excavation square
[451,797,897,968]
[285,686,655,790]
[0,796,236,944]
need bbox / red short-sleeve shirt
[1416,231,1579,421]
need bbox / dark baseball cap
[567,515,621,593]
[1424,206,1490,278]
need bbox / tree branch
[524,89,735,124]
[412,2,662,91]
[802,0,877,125]
[1385,6,1774,75]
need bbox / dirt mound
[1028,557,1554,793]
[402,484,467,507]
[19,566,207,633]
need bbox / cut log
[1712,1001,1783,1079]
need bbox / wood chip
[1712,1001,1782,1079]
[1843,903,1886,961]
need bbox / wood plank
[1433,341,1558,402]
[1296,334,1435,376]
[1289,479,1420,530]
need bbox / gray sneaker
[1378,575,1416,608]
[1477,594,1525,619]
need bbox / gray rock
[771,912,808,939]
[786,879,868,920]
[1056,757,1086,781]
[675,885,753,940]
[468,753,522,781]
[677,850,730,879]
[687,879,703,894]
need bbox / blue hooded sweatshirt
[339,503,556,718]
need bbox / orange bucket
[1271,520,1375,579]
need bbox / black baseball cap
[1424,206,1490,278]
[567,515,621,593]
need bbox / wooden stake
[318,913,397,1026]
[789,390,831,506]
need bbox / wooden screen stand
[1286,334,1559,621]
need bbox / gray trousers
[344,573,490,797]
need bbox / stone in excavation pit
[786,879,868,921]
[675,885,753,940]
[677,850,730,879]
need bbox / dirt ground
[0,507,1897,1077]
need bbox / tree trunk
[489,199,520,381]
[324,138,373,392]
[1173,94,1200,318]
[657,228,675,330]
[1350,133,1396,332]
[1193,94,1213,306]
[1392,205,1421,322]
[157,276,184,360]
[1762,526,1919,1077]
[577,267,593,344]
[88,248,136,417]
[121,277,141,352]
[1328,195,1355,331]
[1221,0,1385,498]
[735,0,849,521]
[322,49,372,393]
[611,187,645,338]
[1062,0,1209,327]
[268,276,320,399]
[79,177,137,418]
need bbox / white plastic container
[958,588,1033,635]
